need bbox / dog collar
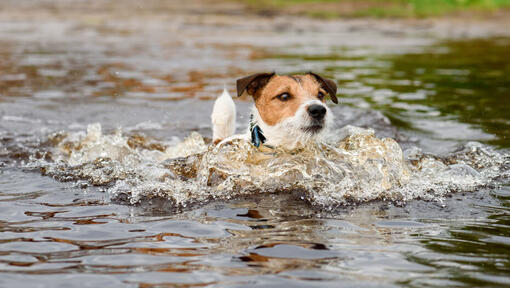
[249,114,266,147]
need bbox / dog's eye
[317,91,325,100]
[276,93,291,102]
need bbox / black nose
[307,104,326,121]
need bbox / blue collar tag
[251,125,266,147]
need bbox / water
[1,1,510,287]
[23,123,508,211]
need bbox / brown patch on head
[235,72,338,126]
[236,72,275,97]
[253,74,328,126]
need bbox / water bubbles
[25,123,510,211]
[447,164,480,177]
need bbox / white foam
[27,123,510,209]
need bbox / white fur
[252,100,334,149]
[211,88,236,142]
[211,90,333,149]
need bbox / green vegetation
[240,0,510,18]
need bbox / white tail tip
[211,88,236,144]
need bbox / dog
[211,72,338,149]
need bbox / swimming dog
[211,72,338,149]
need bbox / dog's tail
[211,88,236,145]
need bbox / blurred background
[0,1,509,287]
[0,0,509,149]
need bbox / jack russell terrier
[211,72,338,149]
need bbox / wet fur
[211,73,337,149]
[251,99,334,149]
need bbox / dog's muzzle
[302,104,327,134]
[307,104,326,121]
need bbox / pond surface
[0,2,509,287]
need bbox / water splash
[26,123,509,210]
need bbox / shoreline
[1,0,510,40]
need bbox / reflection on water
[405,187,510,287]
[1,168,508,287]
[272,38,510,150]
[379,38,510,148]
[0,1,510,287]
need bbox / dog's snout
[307,104,326,120]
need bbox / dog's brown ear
[236,72,275,97]
[309,72,338,104]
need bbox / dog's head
[237,72,337,147]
